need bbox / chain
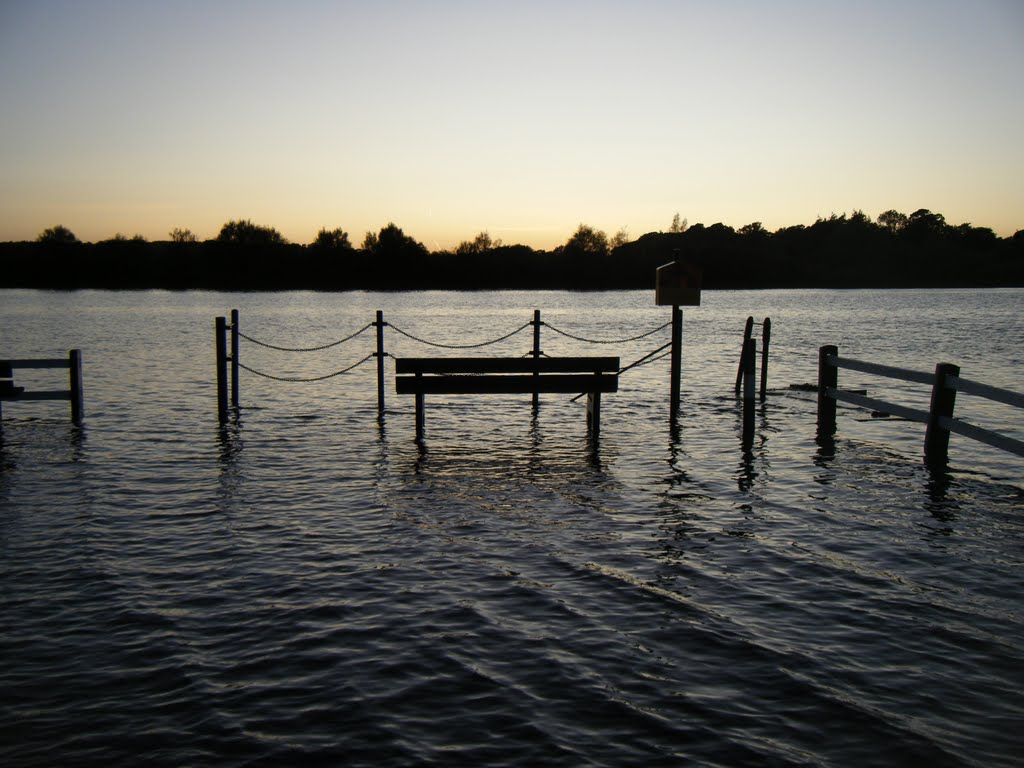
[542,320,671,345]
[237,354,376,382]
[388,321,532,349]
[237,322,373,352]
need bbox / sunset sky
[1,0,1022,250]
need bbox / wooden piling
[532,309,542,408]
[742,337,756,447]
[924,362,960,466]
[69,349,83,425]
[817,345,838,436]
[230,309,239,410]
[735,316,754,393]
[670,305,683,414]
[375,310,386,416]
[759,318,771,402]
[216,316,228,424]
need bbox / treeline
[2,210,1021,290]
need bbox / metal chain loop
[237,354,376,382]
[541,320,671,345]
[387,321,532,349]
[237,323,373,352]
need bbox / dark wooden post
[587,391,602,438]
[230,309,239,410]
[735,316,754,393]
[414,372,424,441]
[817,345,838,436]
[532,309,541,408]
[215,316,228,424]
[670,305,682,414]
[925,362,960,467]
[742,337,756,448]
[375,310,385,416]
[759,318,771,402]
[69,349,83,425]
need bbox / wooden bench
[395,356,619,440]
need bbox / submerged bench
[395,356,619,440]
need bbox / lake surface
[1,288,1022,767]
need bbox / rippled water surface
[2,289,1022,767]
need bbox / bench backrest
[395,356,619,375]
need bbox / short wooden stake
[817,344,838,436]
[587,391,602,438]
[230,308,239,410]
[759,318,771,402]
[215,316,228,424]
[742,337,756,447]
[925,362,960,467]
[375,310,386,416]
[670,305,683,414]
[69,349,83,425]
[735,316,754,393]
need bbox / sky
[1,0,1022,250]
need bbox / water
[1,288,1022,767]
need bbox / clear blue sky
[1,0,1022,249]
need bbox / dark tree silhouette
[37,225,79,244]
[216,219,287,246]
[312,227,354,251]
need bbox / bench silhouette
[395,356,619,440]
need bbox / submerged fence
[0,351,83,425]
[214,309,677,425]
[817,345,1024,466]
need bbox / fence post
[532,309,541,408]
[742,337,756,447]
[215,316,228,424]
[759,318,771,402]
[925,362,960,467]
[735,316,754,393]
[817,345,838,436]
[670,305,683,414]
[375,310,386,417]
[230,309,239,410]
[69,349,83,425]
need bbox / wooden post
[587,391,601,438]
[69,349,83,425]
[215,316,228,424]
[375,310,385,417]
[817,345,838,436]
[414,372,424,441]
[742,337,756,448]
[230,309,239,410]
[925,362,960,467]
[532,309,541,408]
[735,316,754,393]
[670,305,682,414]
[759,318,771,402]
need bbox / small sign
[656,260,702,306]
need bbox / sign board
[656,260,702,306]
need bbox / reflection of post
[375,310,385,417]
[230,309,239,411]
[670,305,682,414]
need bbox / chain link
[388,321,532,349]
[542,320,671,345]
[237,354,376,382]
[237,322,373,352]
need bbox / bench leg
[587,392,601,438]
[415,392,425,441]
